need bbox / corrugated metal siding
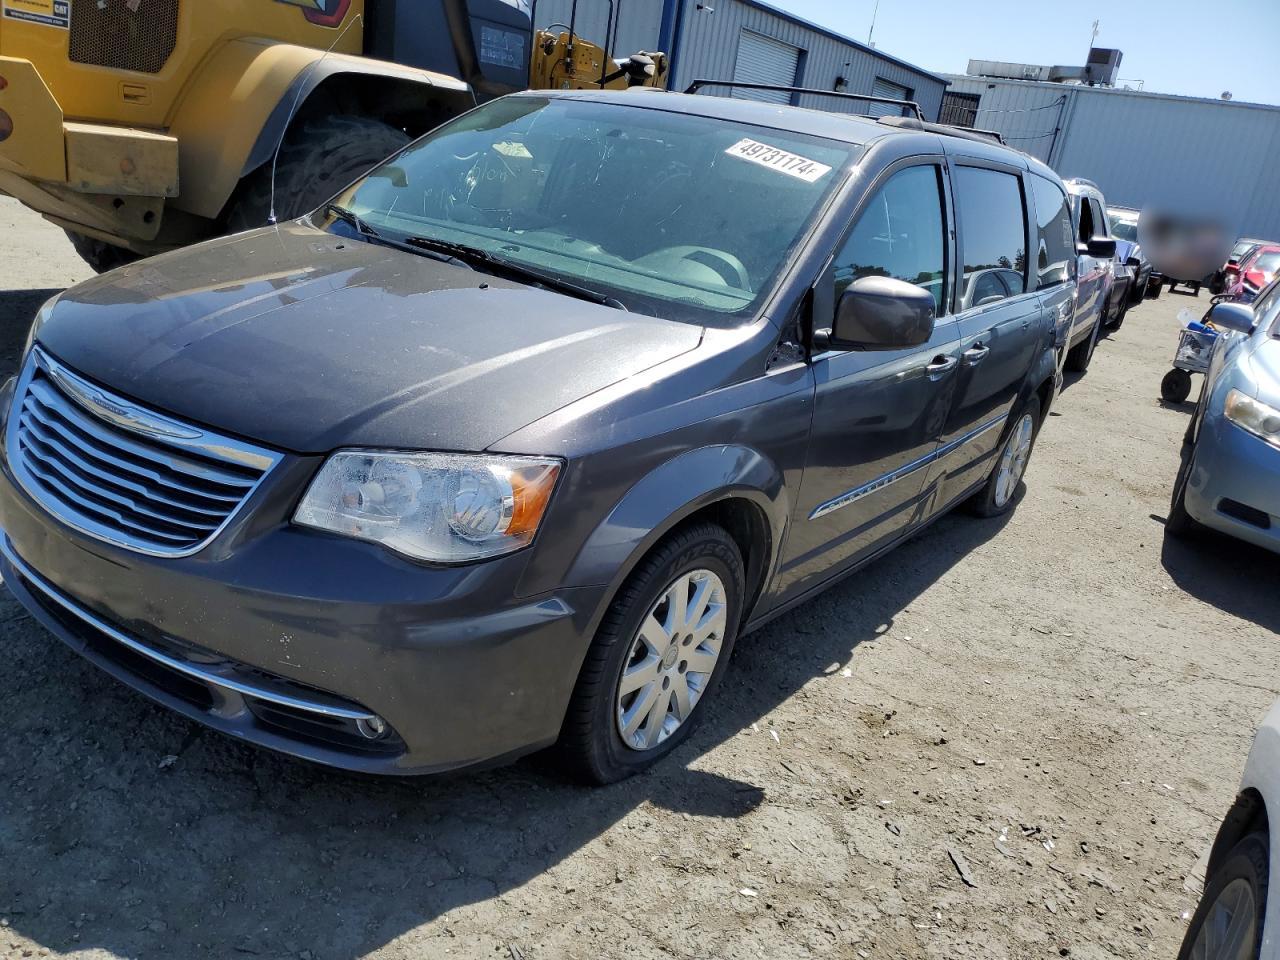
[673,0,946,120]
[943,75,1280,239]
[943,76,1067,163]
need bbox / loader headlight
[294,451,561,563]
[1224,388,1280,448]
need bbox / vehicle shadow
[1160,526,1280,634]
[0,498,1011,957]
[0,287,60,372]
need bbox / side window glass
[832,164,947,314]
[1029,174,1074,290]
[1089,199,1108,239]
[954,166,1027,308]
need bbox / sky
[774,0,1280,106]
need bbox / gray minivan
[0,90,1073,783]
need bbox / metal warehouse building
[943,73,1280,239]
[533,0,948,120]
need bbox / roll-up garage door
[869,77,912,117]
[731,30,801,104]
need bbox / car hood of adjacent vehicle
[32,224,704,454]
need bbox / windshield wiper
[324,203,380,239]
[402,235,626,310]
[323,204,472,268]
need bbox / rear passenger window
[955,166,1027,306]
[1029,174,1075,289]
[833,164,946,313]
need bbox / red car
[1221,243,1280,303]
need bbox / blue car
[1169,277,1280,552]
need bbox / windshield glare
[332,96,856,324]
[1108,215,1138,243]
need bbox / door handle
[963,343,991,366]
[926,355,958,379]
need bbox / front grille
[8,348,280,557]
[69,0,180,75]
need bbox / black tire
[1193,281,1203,295]
[1166,440,1199,537]
[1108,289,1131,330]
[1162,368,1194,403]
[223,115,410,233]
[1063,318,1100,373]
[966,394,1042,518]
[558,523,746,784]
[1149,279,1163,299]
[63,230,140,274]
[1177,830,1268,960]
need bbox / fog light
[0,109,11,143]
[356,715,388,739]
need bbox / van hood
[34,224,703,454]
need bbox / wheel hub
[615,568,728,752]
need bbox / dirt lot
[1,197,1278,960]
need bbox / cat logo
[275,0,350,28]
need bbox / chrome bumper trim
[0,535,377,723]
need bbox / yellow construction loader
[0,0,666,271]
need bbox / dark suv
[0,90,1070,783]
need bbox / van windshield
[329,96,857,325]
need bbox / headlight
[294,451,561,563]
[1224,388,1280,447]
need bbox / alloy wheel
[615,568,727,751]
[1189,877,1258,960]
[993,413,1035,508]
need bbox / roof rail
[683,79,924,121]
[1064,177,1103,192]
[875,115,1007,146]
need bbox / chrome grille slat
[22,402,243,505]
[20,433,220,533]
[20,458,198,545]
[26,379,258,489]
[7,348,283,557]
[19,416,229,520]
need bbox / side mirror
[1077,237,1117,259]
[816,276,936,352]
[1207,300,1256,334]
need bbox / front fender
[166,40,470,221]
[564,445,791,615]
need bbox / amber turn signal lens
[507,462,561,538]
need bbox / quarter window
[1029,174,1075,290]
[832,164,947,313]
[954,166,1027,307]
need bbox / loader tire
[224,116,410,234]
[64,231,139,274]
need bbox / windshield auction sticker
[724,138,832,183]
[2,0,69,28]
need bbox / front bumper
[1185,413,1280,554]
[0,436,607,775]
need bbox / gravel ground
[1,196,1278,960]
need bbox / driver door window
[831,164,948,314]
